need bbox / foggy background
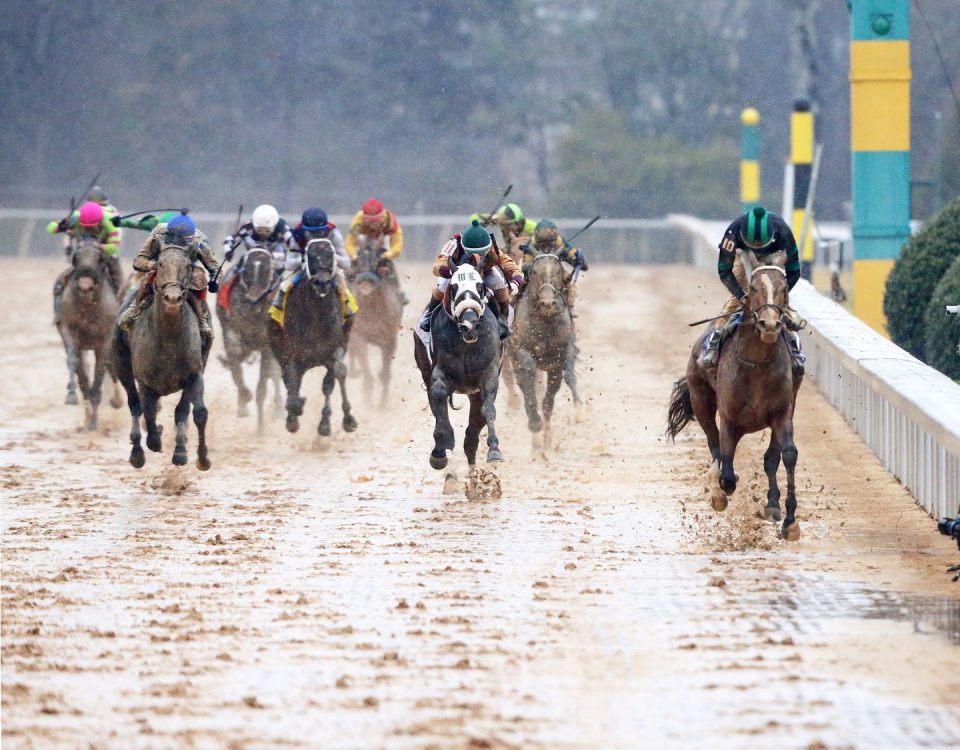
[2,0,958,221]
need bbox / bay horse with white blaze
[666,265,803,539]
[413,263,504,470]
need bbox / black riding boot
[492,300,511,340]
[419,297,441,332]
[342,313,354,339]
[788,331,806,377]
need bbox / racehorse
[269,239,357,436]
[216,247,284,432]
[413,263,504,470]
[56,237,123,429]
[510,253,584,445]
[113,243,212,469]
[348,241,404,407]
[666,266,803,539]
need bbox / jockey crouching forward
[116,214,219,340]
[699,206,805,375]
[521,219,589,318]
[269,207,357,335]
[345,198,408,305]
[417,219,524,341]
[223,204,292,279]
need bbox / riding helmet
[740,206,774,249]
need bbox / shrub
[923,253,960,380]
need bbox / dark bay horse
[269,239,357,436]
[113,243,211,469]
[510,253,584,445]
[666,266,803,539]
[413,263,504,470]
[348,243,404,407]
[56,237,123,429]
[216,247,284,431]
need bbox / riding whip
[481,184,513,225]
[211,203,244,285]
[687,308,742,327]
[566,215,601,243]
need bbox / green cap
[741,206,773,249]
[461,219,492,252]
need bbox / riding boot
[789,331,806,377]
[698,327,722,368]
[188,293,214,341]
[53,269,69,324]
[419,297,441,332]
[117,286,152,335]
[104,254,123,293]
[342,314,354,340]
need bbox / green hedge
[884,198,960,360]
[923,253,960,380]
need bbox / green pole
[740,107,760,212]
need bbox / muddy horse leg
[172,382,193,466]
[114,332,144,467]
[319,368,334,437]
[282,362,306,433]
[379,337,395,409]
[773,418,800,540]
[480,360,503,463]
[142,386,163,454]
[763,433,783,522]
[513,347,541,433]
[718,418,743,497]
[335,347,358,433]
[464,393,485,466]
[192,374,210,471]
[541,367,563,449]
[60,328,80,405]
[86,347,107,431]
[428,367,455,470]
[562,339,585,422]
[224,334,252,417]
[255,352,270,434]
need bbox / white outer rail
[670,214,960,519]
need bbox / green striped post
[740,108,760,212]
[850,0,911,334]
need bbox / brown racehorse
[666,266,803,540]
[56,237,123,429]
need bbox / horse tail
[665,377,694,441]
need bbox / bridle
[156,244,192,298]
[745,265,786,324]
[529,253,566,308]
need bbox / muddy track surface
[2,259,958,750]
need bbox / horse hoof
[238,404,250,418]
[286,415,300,433]
[239,388,253,405]
[719,478,737,494]
[110,396,123,409]
[782,521,801,541]
[487,449,504,463]
[531,432,543,449]
[575,403,588,423]
[763,506,782,522]
[65,392,78,405]
[429,453,448,471]
[343,415,358,433]
[146,434,162,453]
[287,400,304,418]
[442,472,459,494]
[172,450,188,466]
[196,456,211,472]
[318,421,332,437]
[710,491,728,512]
[528,418,543,433]
[129,449,145,469]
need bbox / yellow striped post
[790,98,815,281]
[740,107,760,212]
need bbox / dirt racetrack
[2,258,959,750]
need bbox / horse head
[303,238,335,297]
[353,240,387,298]
[71,237,105,300]
[156,243,194,315]
[239,247,275,302]
[745,265,788,344]
[448,263,487,344]
[527,253,565,317]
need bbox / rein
[529,254,568,309]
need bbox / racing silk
[47,211,120,257]
[345,210,403,260]
[717,212,800,300]
[118,211,178,232]
[523,237,587,271]
[500,217,537,259]
[225,219,292,269]
[286,224,351,272]
[432,234,522,284]
[132,226,217,274]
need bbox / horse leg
[379,339,395,409]
[192,375,210,471]
[172,384,192,466]
[501,345,521,409]
[319,368,334,437]
[513,348,541,433]
[255,353,269,434]
[480,362,504,463]
[86,348,107,431]
[562,339,586,423]
[61,331,80,405]
[356,338,373,399]
[428,368,455,470]
[142,387,163,454]
[774,419,800,540]
[541,368,563,450]
[687,367,722,502]
[715,419,743,511]
[334,346,357,433]
[763,433,783,522]
[282,363,306,433]
[464,393,484,466]
[263,351,284,419]
[225,335,252,417]
[114,334,144,467]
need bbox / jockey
[345,198,408,304]
[111,210,179,232]
[223,204,292,277]
[417,219,524,340]
[699,206,805,373]
[269,207,358,335]
[116,214,219,340]
[472,203,537,264]
[521,219,589,317]
[48,202,123,320]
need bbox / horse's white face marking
[761,273,774,307]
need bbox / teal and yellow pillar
[850,0,911,334]
[791,99,815,280]
[740,107,760,212]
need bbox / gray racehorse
[413,263,504,470]
[113,243,211,469]
[56,237,123,429]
